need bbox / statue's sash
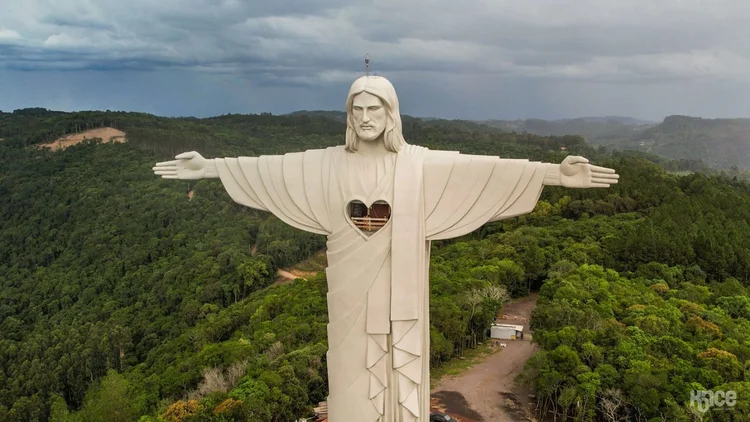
[390,145,426,322]
[390,145,428,419]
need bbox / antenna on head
[365,54,370,76]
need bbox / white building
[490,323,524,340]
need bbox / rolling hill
[629,115,750,170]
[478,115,750,170]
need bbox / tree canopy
[2,109,750,421]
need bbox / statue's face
[351,92,387,143]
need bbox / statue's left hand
[559,156,619,188]
[152,151,211,180]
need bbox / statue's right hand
[153,151,208,180]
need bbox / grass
[430,343,498,384]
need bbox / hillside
[480,115,750,171]
[2,108,750,422]
[631,115,750,170]
[479,117,655,147]
[36,127,127,151]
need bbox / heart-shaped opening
[347,200,391,235]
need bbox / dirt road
[431,293,540,422]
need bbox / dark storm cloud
[1,0,749,119]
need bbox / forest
[1,108,750,421]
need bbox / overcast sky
[1,0,750,121]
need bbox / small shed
[490,323,524,340]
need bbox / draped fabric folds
[214,145,550,421]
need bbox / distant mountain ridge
[287,110,750,169]
[478,117,656,141]
[287,110,347,123]
[6,107,750,169]
[476,115,750,170]
[627,115,750,170]
[565,116,654,125]
[286,109,510,134]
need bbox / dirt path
[276,269,300,281]
[431,293,540,422]
[273,251,325,284]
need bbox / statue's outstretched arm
[153,150,331,235]
[153,151,219,180]
[543,155,619,188]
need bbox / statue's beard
[356,128,384,143]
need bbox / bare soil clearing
[431,293,540,422]
[273,250,327,284]
[37,127,126,151]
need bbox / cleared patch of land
[274,249,327,284]
[431,293,540,422]
[37,127,126,151]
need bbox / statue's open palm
[153,151,208,180]
[559,156,619,188]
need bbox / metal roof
[491,323,524,331]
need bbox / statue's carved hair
[345,76,407,152]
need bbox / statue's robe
[213,144,550,421]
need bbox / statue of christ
[153,75,619,421]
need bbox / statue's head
[345,76,407,152]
